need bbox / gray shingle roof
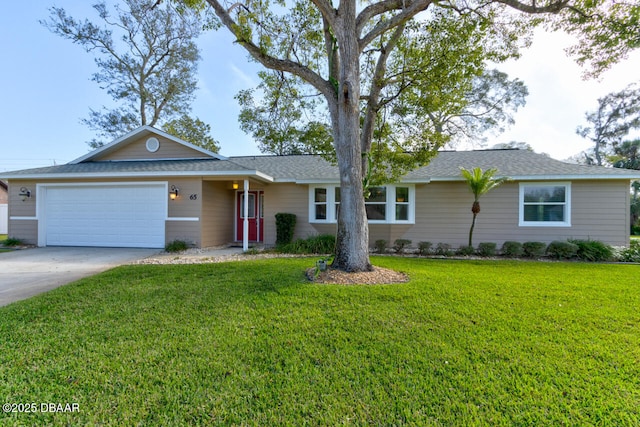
[405,150,640,181]
[229,155,338,181]
[0,159,272,180]
[2,150,640,181]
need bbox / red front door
[236,191,264,242]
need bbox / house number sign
[190,194,198,200]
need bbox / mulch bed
[306,266,409,285]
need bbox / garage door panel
[44,184,166,248]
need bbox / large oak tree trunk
[330,9,372,272]
[332,110,372,271]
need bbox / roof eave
[429,174,640,181]
[1,170,274,183]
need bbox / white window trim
[519,182,571,227]
[309,184,415,224]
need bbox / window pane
[366,187,386,203]
[334,187,340,203]
[314,188,326,203]
[395,204,408,221]
[365,204,386,220]
[260,194,264,218]
[240,194,255,218]
[524,205,565,222]
[524,186,565,203]
[396,187,409,203]
[315,204,327,220]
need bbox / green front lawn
[1,258,639,425]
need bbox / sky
[1,1,640,172]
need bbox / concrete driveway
[0,247,160,306]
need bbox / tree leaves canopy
[163,115,221,152]
[576,83,640,165]
[43,0,217,148]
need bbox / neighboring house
[2,126,640,250]
[0,180,7,234]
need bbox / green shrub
[306,234,335,254]
[278,234,335,254]
[456,245,475,256]
[2,237,24,247]
[374,239,388,254]
[418,241,432,256]
[165,240,189,252]
[569,239,614,262]
[523,241,547,258]
[435,243,452,256]
[501,241,523,258]
[546,241,578,260]
[393,239,412,254]
[619,240,640,262]
[275,213,297,245]
[477,242,497,257]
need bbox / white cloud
[498,29,640,160]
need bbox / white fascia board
[295,179,340,184]
[396,178,431,184]
[1,170,274,182]
[296,178,431,184]
[69,126,227,164]
[513,174,640,180]
[429,174,640,182]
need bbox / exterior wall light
[19,187,31,202]
[169,185,179,200]
[232,181,239,190]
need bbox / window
[519,183,571,227]
[395,187,410,221]
[365,187,386,220]
[309,185,414,224]
[314,188,327,220]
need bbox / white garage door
[44,183,166,248]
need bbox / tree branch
[310,0,337,29]
[493,0,570,14]
[361,24,405,155]
[204,0,337,102]
[357,0,405,34]
[358,0,433,50]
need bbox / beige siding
[264,180,631,249]
[201,181,235,247]
[263,183,319,245]
[166,221,201,247]
[7,180,38,242]
[570,180,629,244]
[95,135,211,161]
[397,180,630,248]
[7,180,38,217]
[7,219,37,244]
[167,178,202,218]
[369,224,413,246]
[166,178,202,247]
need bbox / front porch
[200,178,267,251]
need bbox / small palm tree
[460,167,509,248]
